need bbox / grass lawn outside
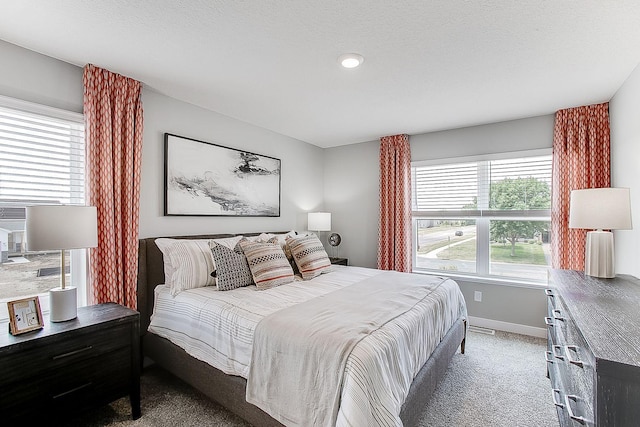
[436,239,547,265]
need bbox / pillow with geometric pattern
[209,243,254,291]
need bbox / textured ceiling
[1,1,640,147]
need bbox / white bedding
[148,266,467,426]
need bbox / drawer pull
[545,289,554,296]
[544,317,555,327]
[565,394,587,424]
[52,345,93,360]
[564,345,584,368]
[545,351,554,364]
[551,388,564,408]
[552,309,565,322]
[52,382,93,399]
[552,345,565,360]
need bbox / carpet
[58,330,558,427]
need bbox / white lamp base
[49,286,77,322]
[584,230,615,279]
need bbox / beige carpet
[59,330,559,427]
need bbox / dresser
[0,303,140,422]
[546,269,640,427]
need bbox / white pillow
[155,236,244,295]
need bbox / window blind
[412,154,552,219]
[0,101,85,217]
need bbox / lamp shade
[569,188,632,230]
[308,212,331,232]
[26,205,98,251]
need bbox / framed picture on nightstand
[8,296,44,335]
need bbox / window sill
[412,268,549,289]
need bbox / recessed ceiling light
[338,53,364,69]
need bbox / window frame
[411,148,552,285]
[0,95,88,320]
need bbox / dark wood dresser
[0,302,140,421]
[546,269,640,427]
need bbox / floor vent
[468,325,496,335]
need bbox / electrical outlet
[474,291,482,302]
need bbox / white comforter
[148,266,467,426]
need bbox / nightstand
[329,257,348,266]
[0,302,140,422]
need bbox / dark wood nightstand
[329,257,348,266]
[0,302,140,422]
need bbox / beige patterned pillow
[287,234,331,280]
[156,236,243,295]
[240,240,294,290]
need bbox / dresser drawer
[0,322,131,384]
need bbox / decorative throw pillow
[209,243,254,291]
[239,240,295,290]
[267,236,299,274]
[155,236,244,295]
[287,234,331,280]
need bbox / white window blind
[0,97,85,216]
[412,154,552,219]
[412,161,479,215]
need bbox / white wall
[411,115,555,161]
[323,141,379,267]
[0,39,83,112]
[139,89,324,237]
[610,63,640,278]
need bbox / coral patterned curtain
[83,64,143,309]
[378,134,412,272]
[551,102,610,271]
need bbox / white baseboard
[468,316,547,338]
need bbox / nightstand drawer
[1,346,131,417]
[0,322,131,383]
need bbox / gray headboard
[136,231,289,335]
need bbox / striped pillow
[240,240,294,290]
[287,234,331,280]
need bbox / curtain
[378,134,412,272]
[551,102,610,271]
[83,64,144,309]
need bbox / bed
[137,232,467,426]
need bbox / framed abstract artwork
[164,133,281,216]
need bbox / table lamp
[308,212,331,234]
[569,188,632,278]
[26,205,98,322]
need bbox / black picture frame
[164,133,281,217]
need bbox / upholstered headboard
[136,231,288,335]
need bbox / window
[0,95,86,315]
[412,150,552,283]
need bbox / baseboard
[468,316,547,338]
